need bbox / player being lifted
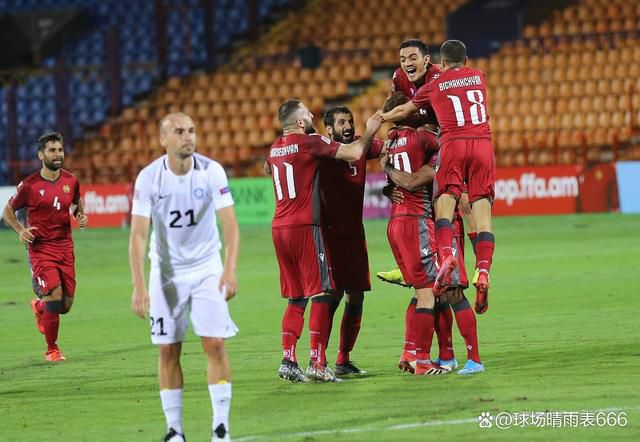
[267,99,382,383]
[381,40,495,315]
[3,132,88,362]
[129,112,239,441]
[319,106,385,376]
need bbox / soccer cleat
[164,427,186,442]
[278,359,309,383]
[398,351,417,374]
[434,357,458,372]
[457,360,485,375]
[415,361,448,376]
[474,272,490,314]
[31,298,44,334]
[376,268,410,287]
[212,423,230,441]
[306,361,343,383]
[45,349,66,362]
[334,361,367,376]
[433,255,458,295]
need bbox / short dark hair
[399,39,430,57]
[440,40,466,65]
[37,132,64,151]
[382,92,410,113]
[323,105,353,129]
[278,99,302,127]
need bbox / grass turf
[0,213,639,441]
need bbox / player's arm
[2,203,37,244]
[380,152,434,191]
[217,206,240,301]
[71,198,89,228]
[129,214,151,319]
[335,111,383,162]
[381,100,418,123]
[263,161,271,175]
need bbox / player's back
[268,133,339,228]
[428,66,491,142]
[386,127,438,218]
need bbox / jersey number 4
[272,163,296,200]
[447,89,487,127]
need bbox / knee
[345,291,364,305]
[159,344,181,364]
[202,337,226,359]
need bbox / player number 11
[272,163,297,200]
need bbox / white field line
[233,405,640,441]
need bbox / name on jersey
[438,75,482,91]
[390,137,408,149]
[271,144,299,157]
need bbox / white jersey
[131,153,234,271]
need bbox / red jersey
[319,138,384,231]
[386,128,439,218]
[412,66,492,143]
[8,169,80,250]
[268,133,340,228]
[391,63,443,99]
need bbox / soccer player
[382,145,484,376]
[379,92,447,376]
[129,112,239,442]
[267,99,382,383]
[392,39,442,102]
[381,40,495,314]
[2,132,88,362]
[319,105,385,376]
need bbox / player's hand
[219,268,237,301]
[75,213,89,228]
[131,286,150,319]
[18,226,37,244]
[379,150,390,170]
[383,184,404,204]
[366,111,383,133]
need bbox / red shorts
[387,216,438,289]
[272,225,334,298]
[28,246,76,297]
[323,225,371,292]
[434,138,495,203]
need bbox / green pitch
[1,213,638,441]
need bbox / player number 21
[272,162,296,200]
[446,89,487,127]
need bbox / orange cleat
[474,272,490,314]
[45,349,66,362]
[433,255,458,295]
[31,299,44,334]
[398,351,417,374]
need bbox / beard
[332,128,354,144]
[303,121,316,134]
[43,158,63,171]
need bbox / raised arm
[335,111,383,162]
[381,100,418,123]
[129,214,151,318]
[216,205,240,301]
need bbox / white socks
[160,389,183,434]
[209,382,232,434]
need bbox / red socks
[336,303,362,365]
[468,231,478,255]
[434,303,455,361]
[403,298,417,353]
[309,295,332,365]
[414,308,435,363]
[452,298,481,363]
[42,309,60,352]
[475,232,495,274]
[435,218,454,261]
[281,299,307,362]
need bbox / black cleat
[334,360,367,376]
[164,427,186,442]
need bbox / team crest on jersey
[63,185,71,193]
[193,187,205,199]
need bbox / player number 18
[446,89,487,127]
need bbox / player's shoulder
[392,67,405,81]
[137,155,166,177]
[60,169,78,181]
[194,152,226,176]
[307,133,334,145]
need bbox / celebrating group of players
[267,38,496,382]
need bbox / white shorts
[148,264,239,344]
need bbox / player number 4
[52,196,61,210]
[447,89,487,127]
